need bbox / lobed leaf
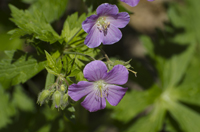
[29,0,68,23]
[125,100,166,132]
[141,35,195,89]
[0,50,46,88]
[167,101,200,132]
[9,5,60,44]
[0,86,15,129]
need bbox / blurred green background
[0,0,200,132]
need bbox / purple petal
[148,0,154,1]
[81,91,106,112]
[68,81,94,101]
[102,24,122,45]
[106,85,128,106]
[103,65,129,85]
[82,14,98,33]
[84,25,103,48]
[97,3,119,16]
[106,12,130,28]
[83,60,108,82]
[121,0,140,7]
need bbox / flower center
[94,80,108,98]
[96,17,110,34]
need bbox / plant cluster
[1,0,200,132]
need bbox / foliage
[0,0,200,131]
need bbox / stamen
[94,80,107,98]
[97,27,102,32]
[96,17,110,33]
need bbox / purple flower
[68,60,129,112]
[121,0,154,7]
[82,3,130,48]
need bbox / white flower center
[96,17,110,35]
[94,80,108,98]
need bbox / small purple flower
[121,0,154,7]
[82,3,130,48]
[68,60,129,112]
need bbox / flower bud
[61,94,69,109]
[63,94,68,102]
[37,90,50,106]
[60,84,66,93]
[53,90,63,107]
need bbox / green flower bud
[61,94,69,109]
[63,94,68,103]
[37,90,50,106]
[60,84,66,93]
[53,90,63,107]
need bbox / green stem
[98,47,110,62]
[63,51,96,61]
[66,27,82,46]
[67,43,85,50]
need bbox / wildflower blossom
[82,3,130,48]
[68,60,129,112]
[121,0,154,7]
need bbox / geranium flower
[82,3,130,48]
[120,0,154,7]
[68,60,129,112]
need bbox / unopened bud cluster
[37,82,69,110]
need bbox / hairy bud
[53,90,63,107]
[61,94,69,109]
[37,90,50,106]
[60,84,66,93]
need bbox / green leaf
[173,57,200,106]
[9,5,60,43]
[29,0,68,23]
[45,51,56,68]
[12,85,35,112]
[107,85,162,123]
[64,106,76,123]
[165,114,183,132]
[167,101,200,132]
[68,69,81,77]
[0,50,46,88]
[45,67,60,76]
[168,0,200,43]
[22,0,36,4]
[0,33,23,60]
[0,85,15,129]
[0,33,22,52]
[141,35,195,89]
[45,51,62,75]
[61,12,86,44]
[125,100,166,132]
[45,73,55,90]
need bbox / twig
[98,47,110,62]
[63,78,69,87]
